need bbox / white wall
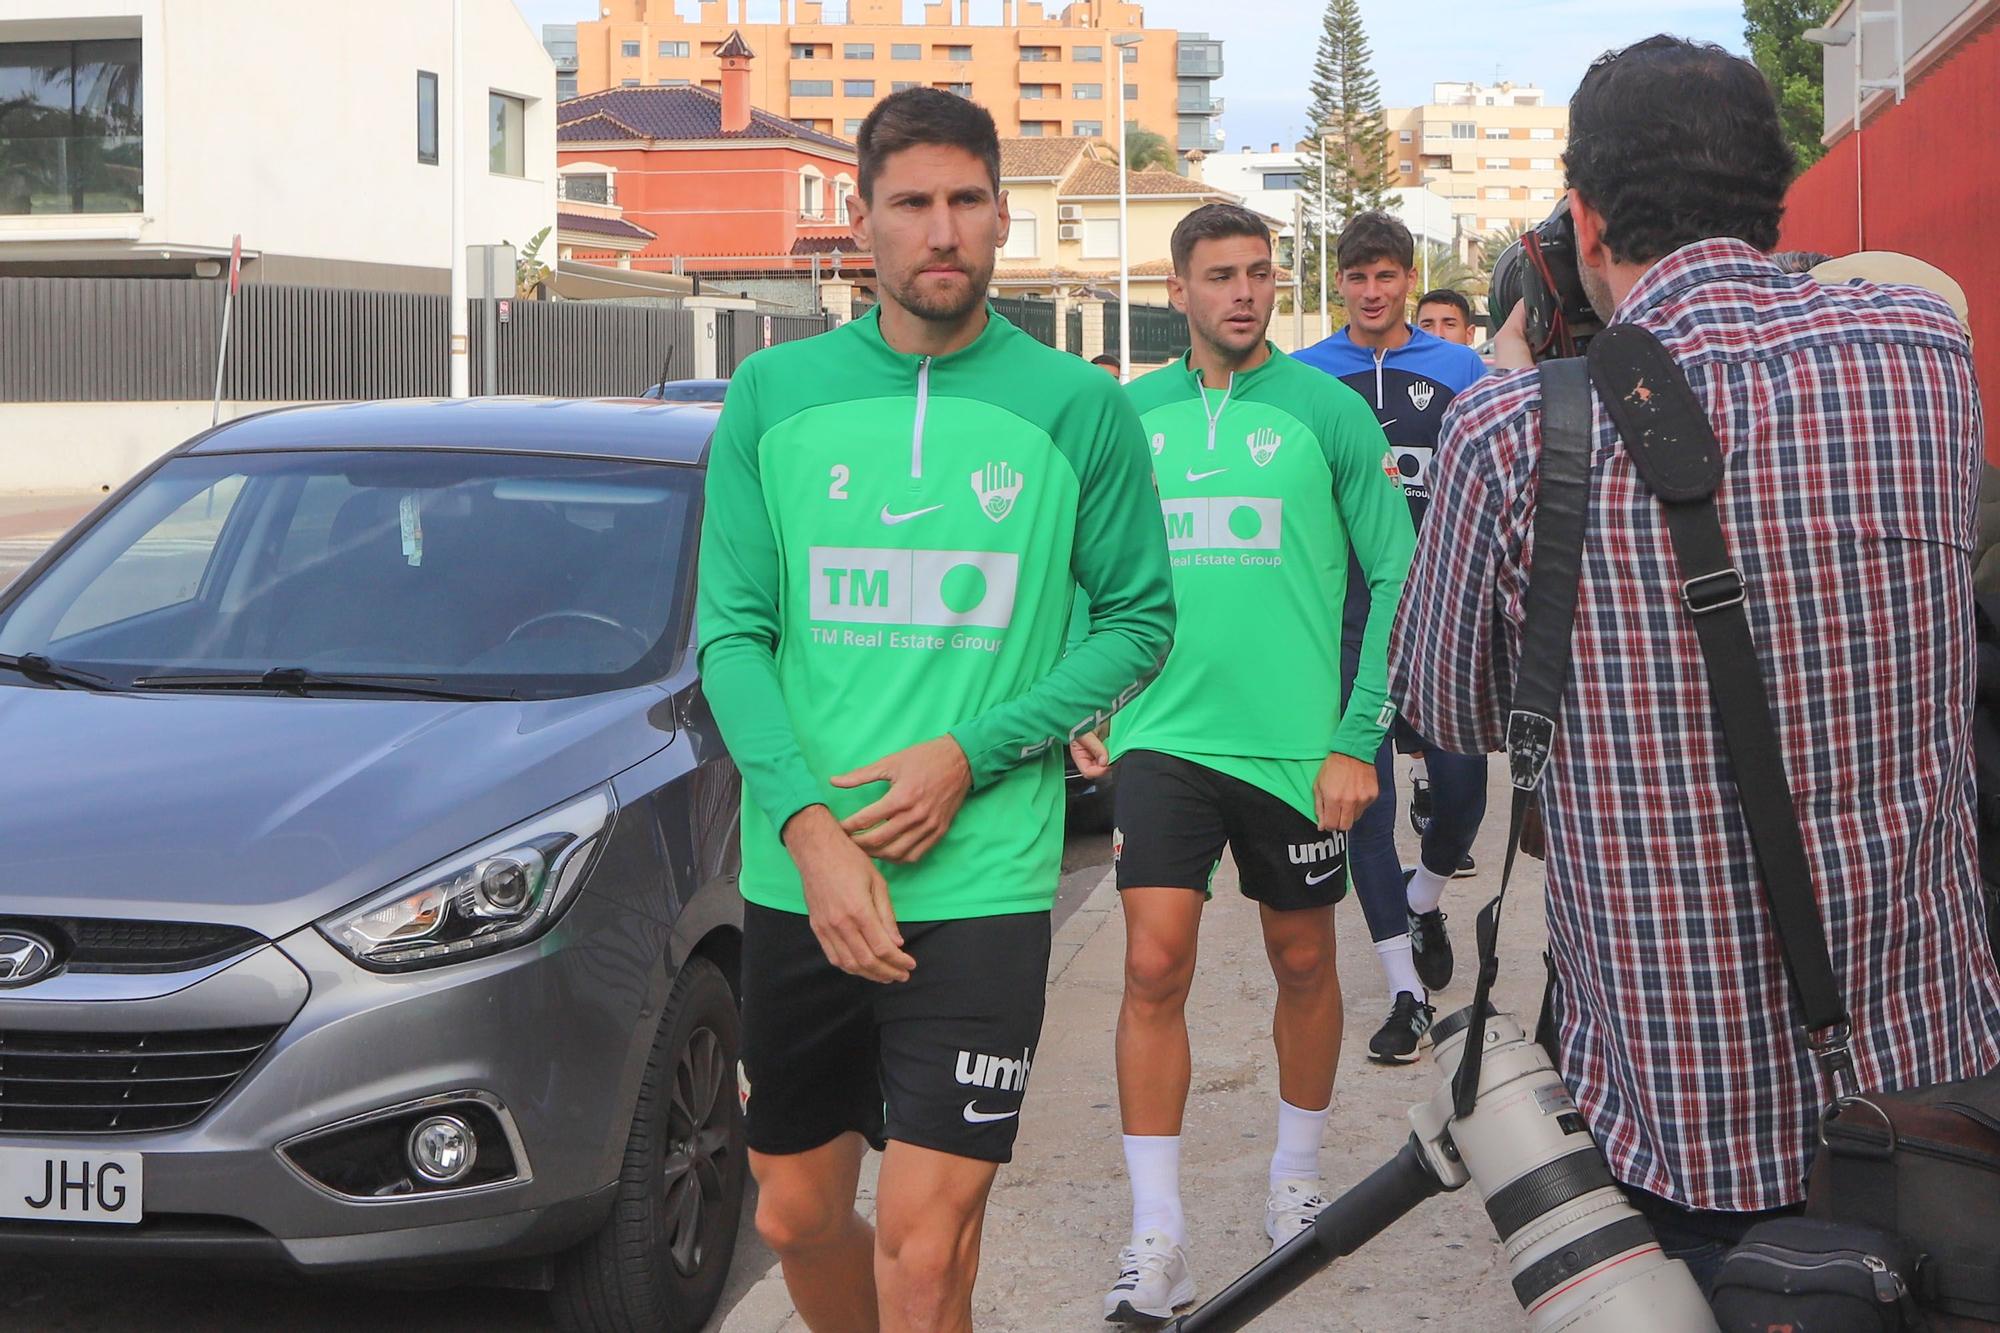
[0,401,310,493]
[0,0,556,275]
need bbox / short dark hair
[1564,35,1794,264]
[1769,249,1832,274]
[1416,289,1472,322]
[1169,203,1272,274]
[856,88,1001,201]
[1335,211,1414,273]
[1090,352,1121,368]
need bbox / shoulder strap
[1453,357,1593,1117]
[1586,324,1857,1097]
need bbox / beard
[1577,258,1618,324]
[887,251,995,324]
[1193,307,1267,361]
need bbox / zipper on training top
[911,356,931,478]
[1373,347,1386,408]
[1201,371,1236,451]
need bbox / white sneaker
[1265,1179,1329,1250]
[1104,1230,1195,1324]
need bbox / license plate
[0,1148,143,1224]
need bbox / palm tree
[1417,242,1479,298]
[1475,223,1524,294]
[1122,124,1175,173]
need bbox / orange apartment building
[557,0,1225,169]
[555,33,869,286]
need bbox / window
[1530,157,1555,170]
[0,38,144,215]
[1451,122,1475,139]
[1262,171,1304,190]
[1399,160,1413,174]
[556,74,577,99]
[1075,45,1102,62]
[620,78,639,87]
[1081,217,1119,258]
[621,41,639,58]
[844,43,874,59]
[1483,186,1510,199]
[1022,46,1055,62]
[1019,122,1045,135]
[844,79,874,96]
[1531,126,1557,140]
[892,43,921,60]
[791,80,833,97]
[1483,157,1509,169]
[792,43,817,59]
[417,70,439,165]
[1073,82,1102,99]
[941,82,973,98]
[799,168,824,218]
[1122,45,1138,63]
[1021,84,1044,99]
[1074,119,1102,136]
[1003,209,1038,259]
[892,81,919,92]
[1398,130,1412,142]
[659,40,689,58]
[562,172,609,203]
[1532,187,1557,201]
[844,118,864,136]
[834,175,855,222]
[943,45,972,61]
[489,92,526,176]
[48,475,247,640]
[657,77,689,86]
[1124,83,1138,101]
[1485,127,1510,139]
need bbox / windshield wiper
[130,667,513,702]
[0,652,121,692]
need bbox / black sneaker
[1454,853,1476,879]
[1367,992,1435,1064]
[1408,777,1434,836]
[1407,908,1454,992]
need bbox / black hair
[1090,352,1122,367]
[1769,249,1833,273]
[856,88,1001,202]
[1334,211,1414,273]
[1169,202,1273,275]
[1564,35,1794,264]
[1416,288,1472,321]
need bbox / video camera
[1487,196,1604,361]
[1164,1006,1717,1332]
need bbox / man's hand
[783,806,915,984]
[1070,731,1111,780]
[1493,301,1535,370]
[1314,753,1379,832]
[834,735,973,864]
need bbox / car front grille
[0,917,266,975]
[0,1026,283,1133]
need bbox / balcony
[1177,39,1223,79]
[1177,92,1223,115]
[1177,122,1225,153]
[557,175,615,207]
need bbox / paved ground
[0,494,97,591]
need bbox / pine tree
[1297,0,1393,309]
[1745,0,1841,173]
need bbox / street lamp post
[1113,32,1142,382]
[449,0,469,398]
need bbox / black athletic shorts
[739,901,1051,1164]
[1113,749,1349,911]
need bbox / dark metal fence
[0,277,827,403]
[1066,304,1084,355]
[989,295,1057,347]
[1102,300,1190,365]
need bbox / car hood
[0,685,676,937]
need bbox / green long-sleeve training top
[1111,345,1414,819]
[697,308,1175,920]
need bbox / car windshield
[647,383,726,403]
[0,449,697,700]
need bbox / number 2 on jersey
[828,464,850,500]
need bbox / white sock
[1410,754,1429,784]
[1269,1098,1331,1190]
[1406,863,1450,915]
[1375,936,1425,1006]
[1124,1134,1185,1246]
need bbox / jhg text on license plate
[0,1148,143,1224]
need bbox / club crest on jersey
[1246,427,1282,467]
[1381,451,1405,487]
[972,461,1025,522]
[1407,381,1435,413]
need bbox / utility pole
[449,0,470,398]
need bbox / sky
[511,0,1749,150]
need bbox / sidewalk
[718,760,1555,1331]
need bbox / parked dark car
[0,398,745,1332]
[640,378,730,404]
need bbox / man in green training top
[1074,203,1413,1323]
[697,88,1174,1333]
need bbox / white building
[1200,143,1466,268]
[0,0,556,292]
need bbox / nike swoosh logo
[880,503,943,525]
[962,1101,1020,1124]
[1377,418,1398,430]
[1185,467,1229,482]
[1305,868,1341,885]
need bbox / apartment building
[1201,143,1467,266]
[1382,81,1569,239]
[557,0,1224,169]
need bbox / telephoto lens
[1413,1008,1719,1332]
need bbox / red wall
[1779,13,2000,460]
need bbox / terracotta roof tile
[556,211,658,241]
[999,136,1097,180]
[558,86,854,154]
[1061,159,1230,199]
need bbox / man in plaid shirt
[1392,35,2000,1285]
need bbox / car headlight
[318,787,614,970]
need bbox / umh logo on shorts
[1161,497,1283,551]
[956,1047,1032,1092]
[808,547,1019,627]
[1287,834,1345,865]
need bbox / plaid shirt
[1393,238,2000,1212]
